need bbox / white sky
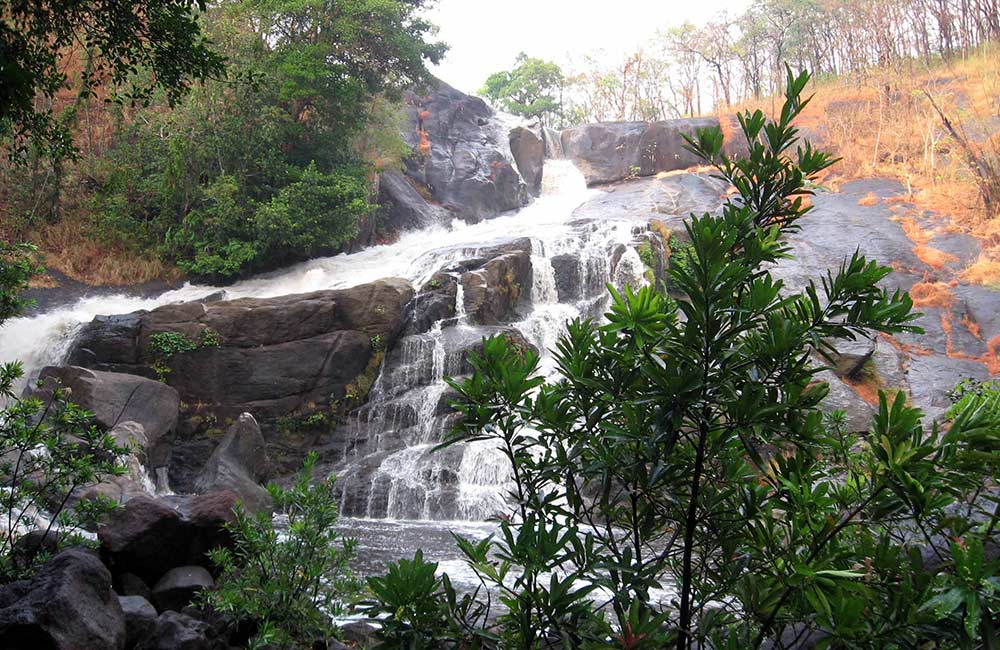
[424,0,752,94]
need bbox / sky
[424,0,752,94]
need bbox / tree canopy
[0,0,224,158]
[480,53,564,125]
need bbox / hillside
[732,46,1000,288]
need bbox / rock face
[32,366,179,452]
[68,279,414,479]
[0,549,126,650]
[395,81,529,223]
[137,611,225,650]
[376,171,450,234]
[560,118,719,185]
[119,595,158,649]
[509,127,545,196]
[194,413,271,512]
[460,248,532,325]
[99,491,238,585]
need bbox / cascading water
[0,160,649,526]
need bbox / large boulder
[397,81,529,222]
[194,413,271,512]
[509,127,545,196]
[0,548,126,650]
[99,491,238,585]
[461,250,532,325]
[70,280,412,423]
[31,366,179,452]
[119,595,158,649]
[68,279,414,478]
[560,118,718,185]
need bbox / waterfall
[0,159,663,523]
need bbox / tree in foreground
[365,70,1000,648]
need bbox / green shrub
[363,550,492,650]
[0,363,128,579]
[0,242,42,323]
[201,452,359,649]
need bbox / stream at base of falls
[0,159,663,579]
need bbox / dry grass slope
[731,46,1000,287]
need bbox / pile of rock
[0,491,238,650]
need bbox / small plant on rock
[201,452,359,649]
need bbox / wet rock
[398,80,528,223]
[405,274,458,335]
[69,280,414,476]
[550,254,582,302]
[509,126,545,196]
[136,611,224,650]
[116,573,153,601]
[151,566,214,613]
[99,491,238,585]
[194,414,271,513]
[119,595,158,649]
[461,250,532,325]
[0,549,126,650]
[69,313,144,369]
[31,366,179,452]
[560,118,717,185]
[377,170,449,234]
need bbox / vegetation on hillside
[2,0,446,284]
[735,46,1000,288]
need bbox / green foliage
[90,0,445,281]
[363,549,494,650]
[0,0,223,159]
[481,53,564,125]
[149,331,199,360]
[199,327,223,348]
[0,242,42,323]
[666,234,696,288]
[362,69,1000,649]
[148,329,221,381]
[166,163,370,279]
[275,410,332,435]
[0,363,128,579]
[201,452,359,649]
